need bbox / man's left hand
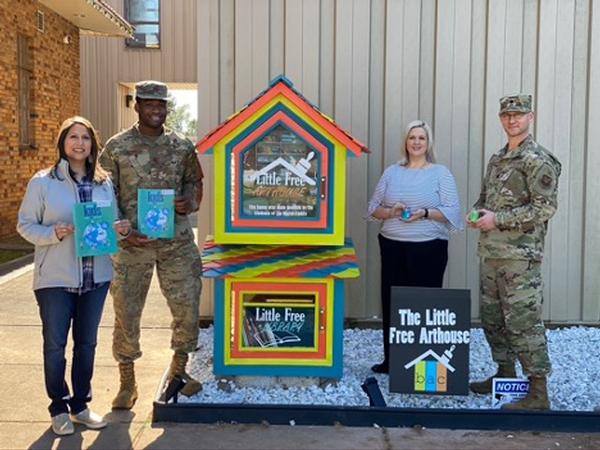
[473,208,497,231]
[174,196,194,215]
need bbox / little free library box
[201,238,359,378]
[196,76,367,377]
[196,75,368,246]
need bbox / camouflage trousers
[111,238,202,364]
[480,258,551,376]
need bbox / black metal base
[153,401,600,432]
[152,370,600,432]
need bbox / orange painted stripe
[230,111,328,229]
[230,281,327,360]
[196,82,366,156]
[265,254,358,278]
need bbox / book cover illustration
[137,189,175,239]
[72,201,118,257]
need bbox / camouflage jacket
[100,123,202,242]
[474,135,561,260]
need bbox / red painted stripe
[230,111,329,229]
[196,82,367,156]
[264,254,357,277]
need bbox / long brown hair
[50,116,109,183]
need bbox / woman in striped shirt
[366,120,463,374]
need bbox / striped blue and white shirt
[367,163,463,242]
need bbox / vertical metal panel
[537,0,576,320]
[565,0,589,322]
[434,0,471,291]
[466,0,488,317]
[335,0,354,314]
[418,0,435,122]
[345,0,371,318]
[583,0,600,321]
[366,0,386,319]
[319,0,335,117]
[197,0,221,318]
[269,0,285,78]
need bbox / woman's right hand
[390,202,406,218]
[54,222,74,241]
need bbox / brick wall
[0,0,80,239]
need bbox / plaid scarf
[65,174,102,294]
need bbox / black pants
[378,234,448,364]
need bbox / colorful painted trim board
[201,237,360,280]
[212,278,345,378]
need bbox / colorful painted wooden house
[196,75,368,246]
[202,238,359,378]
[196,76,366,378]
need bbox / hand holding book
[174,196,194,215]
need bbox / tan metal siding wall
[197,0,599,323]
[80,0,197,141]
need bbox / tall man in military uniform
[467,95,561,410]
[100,81,204,409]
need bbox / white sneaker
[51,413,74,436]
[70,408,107,430]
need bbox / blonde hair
[399,120,437,165]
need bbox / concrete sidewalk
[1,266,599,450]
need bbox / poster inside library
[240,125,321,220]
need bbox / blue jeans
[35,284,108,417]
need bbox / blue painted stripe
[426,360,438,392]
[223,103,336,235]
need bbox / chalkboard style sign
[389,287,471,395]
[241,293,317,349]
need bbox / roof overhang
[39,0,134,37]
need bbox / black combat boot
[168,351,202,396]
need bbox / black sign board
[389,287,470,395]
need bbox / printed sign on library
[240,125,321,220]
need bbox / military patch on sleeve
[532,163,557,197]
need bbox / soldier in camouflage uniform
[467,94,561,410]
[100,81,204,409]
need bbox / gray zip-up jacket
[17,159,117,290]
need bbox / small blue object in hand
[402,208,412,220]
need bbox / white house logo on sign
[492,378,530,408]
[251,152,317,187]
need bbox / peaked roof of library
[196,75,369,156]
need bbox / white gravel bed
[183,326,600,411]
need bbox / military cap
[135,80,168,101]
[499,94,532,114]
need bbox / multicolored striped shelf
[201,237,360,280]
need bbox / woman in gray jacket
[17,116,130,436]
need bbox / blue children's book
[137,188,175,239]
[72,201,118,257]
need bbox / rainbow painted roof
[196,75,369,156]
[201,237,360,279]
